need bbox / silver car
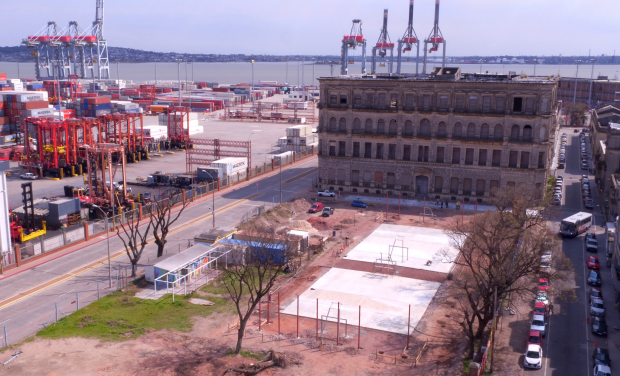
[590,299,605,317]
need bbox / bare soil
[0,193,475,376]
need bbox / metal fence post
[4,327,7,347]
[76,292,79,311]
[55,303,58,323]
[97,282,100,300]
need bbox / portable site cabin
[150,243,214,289]
[216,238,288,265]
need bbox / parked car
[586,238,599,252]
[527,330,543,347]
[558,162,565,169]
[538,278,550,291]
[541,252,552,264]
[539,264,552,276]
[574,129,580,133]
[585,198,594,209]
[591,298,605,316]
[20,172,37,180]
[530,314,547,337]
[351,200,367,208]
[582,161,589,170]
[557,175,564,182]
[588,256,600,269]
[308,202,324,213]
[533,302,547,316]
[553,197,561,205]
[590,287,603,302]
[322,207,335,217]
[317,190,336,197]
[536,291,550,305]
[588,270,602,286]
[592,316,608,337]
[593,364,612,376]
[524,344,543,369]
[592,347,611,366]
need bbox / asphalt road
[0,157,318,346]
[524,128,605,376]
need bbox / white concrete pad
[282,268,440,335]
[343,224,458,274]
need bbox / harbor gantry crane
[66,21,88,79]
[422,0,446,74]
[340,19,366,75]
[396,0,420,75]
[22,22,59,80]
[371,9,395,75]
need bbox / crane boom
[95,0,104,39]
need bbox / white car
[20,172,37,180]
[593,364,612,376]
[317,190,336,197]
[530,314,547,337]
[524,344,542,369]
[591,299,605,317]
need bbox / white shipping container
[16,92,49,102]
[25,108,55,117]
[188,126,203,135]
[141,125,167,139]
[210,157,248,176]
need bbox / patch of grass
[227,349,263,360]
[37,289,228,342]
[462,360,470,375]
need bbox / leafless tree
[438,188,573,359]
[116,210,153,277]
[150,189,192,257]
[220,224,297,354]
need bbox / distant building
[590,106,620,214]
[558,77,620,107]
[316,67,559,202]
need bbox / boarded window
[490,180,500,193]
[375,171,383,183]
[436,147,445,163]
[439,95,448,110]
[482,96,491,112]
[376,143,384,159]
[389,120,397,135]
[364,142,372,158]
[329,117,337,132]
[523,125,532,141]
[480,123,490,139]
[328,168,336,180]
[467,123,476,139]
[387,173,395,186]
[509,151,518,167]
[329,95,337,105]
[465,148,474,165]
[452,148,461,164]
[403,145,411,161]
[338,118,347,133]
[365,93,374,107]
[351,170,360,183]
[353,118,361,133]
[401,173,411,190]
[520,151,530,168]
[455,96,464,111]
[437,122,447,138]
[469,96,478,111]
[404,120,413,136]
[388,144,396,160]
[494,124,504,140]
[463,178,472,194]
[453,122,463,139]
[337,169,345,183]
[510,125,520,141]
[353,142,360,157]
[492,150,502,166]
[338,141,346,156]
[365,119,373,134]
[496,96,505,112]
[405,94,414,109]
[363,171,371,182]
[478,149,487,166]
[541,98,549,113]
[423,95,431,110]
[354,94,362,106]
[434,176,444,192]
[538,152,545,168]
[450,177,459,193]
[419,119,431,137]
[378,93,386,108]
[525,98,535,113]
[476,179,485,196]
[377,119,385,135]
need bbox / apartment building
[317,67,559,202]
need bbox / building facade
[558,77,620,108]
[317,68,559,202]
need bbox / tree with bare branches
[116,209,153,277]
[150,189,192,257]
[438,188,573,359]
[220,224,296,354]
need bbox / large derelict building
[317,68,559,202]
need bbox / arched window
[494,124,504,140]
[353,118,361,133]
[480,123,490,139]
[419,119,431,137]
[539,125,547,141]
[389,119,397,135]
[329,117,337,133]
[365,119,373,134]
[339,117,347,133]
[377,119,386,135]
[404,120,413,137]
[467,123,476,139]
[453,122,463,139]
[437,122,447,138]
[523,125,532,142]
[510,124,520,141]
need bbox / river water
[1,61,619,85]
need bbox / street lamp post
[479,59,482,74]
[116,61,120,99]
[177,60,181,107]
[92,205,112,288]
[588,59,595,107]
[533,58,537,76]
[154,60,157,85]
[251,60,255,107]
[202,171,217,228]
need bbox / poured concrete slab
[282,268,440,335]
[343,224,458,274]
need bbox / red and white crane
[340,19,367,75]
[371,9,395,74]
[396,0,420,75]
[422,0,446,74]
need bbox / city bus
[560,212,592,237]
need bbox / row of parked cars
[557,133,567,169]
[308,190,368,217]
[580,131,590,171]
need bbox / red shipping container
[0,117,7,125]
[20,101,50,110]
[0,73,6,80]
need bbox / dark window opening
[340,95,347,104]
[513,97,523,112]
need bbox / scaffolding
[224,102,316,124]
[186,138,251,174]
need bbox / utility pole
[285,60,288,84]
[251,60,255,107]
[573,60,581,103]
[116,61,120,99]
[191,60,194,82]
[177,60,181,107]
[155,60,157,85]
[279,159,282,204]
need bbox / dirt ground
[0,195,475,376]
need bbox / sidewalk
[0,155,317,280]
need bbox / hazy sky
[2,0,619,56]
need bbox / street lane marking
[0,193,262,311]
